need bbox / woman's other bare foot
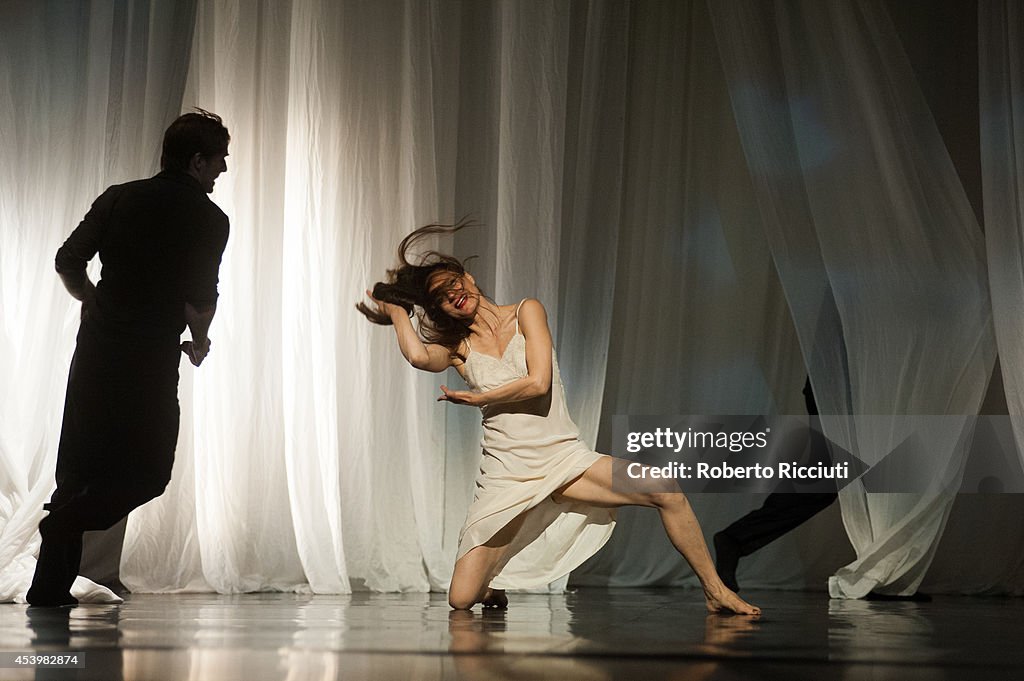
[704,583,760,616]
[480,588,508,608]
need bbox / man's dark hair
[160,108,230,172]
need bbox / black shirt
[55,170,229,342]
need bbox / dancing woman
[358,223,759,615]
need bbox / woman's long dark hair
[356,219,480,355]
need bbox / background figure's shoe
[28,530,83,609]
[713,532,742,592]
[26,590,78,608]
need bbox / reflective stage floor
[1,589,1022,680]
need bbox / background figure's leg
[27,523,83,607]
[27,481,90,607]
[715,492,837,591]
[719,492,838,556]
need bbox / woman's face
[428,269,479,320]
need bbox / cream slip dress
[456,300,616,589]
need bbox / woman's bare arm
[366,290,451,373]
[439,299,552,406]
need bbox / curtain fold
[981,1,1024,471]
[123,0,464,594]
[122,0,311,593]
[556,0,630,446]
[971,0,1024,594]
[709,0,994,597]
[574,0,809,589]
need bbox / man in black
[27,110,230,607]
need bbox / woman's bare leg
[555,456,760,616]
[448,514,524,610]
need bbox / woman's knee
[448,586,478,610]
[448,563,485,610]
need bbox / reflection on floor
[1,589,1022,680]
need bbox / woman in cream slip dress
[457,299,615,593]
[358,222,759,616]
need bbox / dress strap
[514,299,527,334]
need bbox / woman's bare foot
[704,583,760,616]
[480,588,508,608]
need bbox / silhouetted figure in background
[27,110,230,607]
[713,378,836,591]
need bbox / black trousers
[718,378,837,556]
[718,490,837,556]
[28,320,179,605]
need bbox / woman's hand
[438,385,484,407]
[364,289,407,320]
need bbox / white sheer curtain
[4,0,1023,601]
[123,0,609,595]
[971,1,1024,594]
[709,0,994,597]
[448,0,581,593]
[124,0,464,593]
[572,0,820,591]
[0,0,196,602]
[981,2,1024,476]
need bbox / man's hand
[58,270,97,321]
[183,302,216,366]
[181,338,212,367]
[80,286,96,321]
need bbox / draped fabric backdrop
[2,0,1023,602]
[975,0,1024,595]
[981,3,1024,496]
[710,0,994,599]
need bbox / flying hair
[356,218,483,356]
